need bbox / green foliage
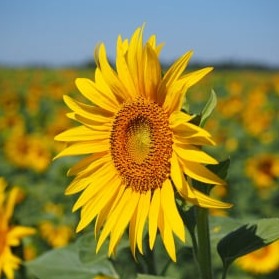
[1,68,279,279]
[25,233,119,279]
[200,89,217,127]
[217,218,279,273]
[137,275,175,279]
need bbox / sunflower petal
[190,188,232,209]
[179,67,214,89]
[55,126,110,142]
[95,185,125,236]
[5,187,18,221]
[53,140,109,159]
[109,191,139,255]
[147,34,164,55]
[127,26,144,95]
[174,134,216,146]
[158,50,193,105]
[96,188,132,253]
[144,44,161,100]
[67,153,106,177]
[171,121,213,139]
[72,162,116,211]
[129,208,138,257]
[75,78,119,112]
[94,68,116,101]
[77,177,121,232]
[180,159,225,185]
[72,114,112,132]
[65,177,90,196]
[148,188,160,249]
[136,190,151,254]
[174,145,218,164]
[158,206,176,262]
[169,111,193,126]
[161,180,185,242]
[63,95,113,121]
[8,226,36,244]
[163,67,213,112]
[170,153,196,199]
[97,43,129,100]
[116,35,137,98]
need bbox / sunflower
[55,26,231,261]
[0,178,35,279]
[236,240,279,274]
[39,221,73,248]
[4,132,51,172]
[245,153,279,189]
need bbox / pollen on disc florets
[110,97,173,193]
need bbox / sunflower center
[126,117,152,164]
[110,98,173,192]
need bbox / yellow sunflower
[245,153,279,189]
[55,26,231,261]
[236,240,279,274]
[0,178,36,279]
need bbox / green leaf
[209,216,244,247]
[217,218,279,270]
[207,158,230,181]
[200,89,217,127]
[76,232,129,264]
[25,234,119,279]
[137,274,176,279]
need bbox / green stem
[196,206,213,279]
[189,225,200,273]
[221,265,229,279]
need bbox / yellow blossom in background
[38,203,73,248]
[39,221,73,248]
[224,138,238,153]
[242,86,273,137]
[245,153,279,189]
[23,242,37,261]
[217,95,244,118]
[0,178,36,279]
[0,113,25,136]
[273,74,279,94]
[43,202,64,217]
[0,92,20,113]
[55,25,231,261]
[236,240,279,274]
[4,132,51,172]
[226,81,243,96]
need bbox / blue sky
[0,0,279,67]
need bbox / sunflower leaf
[137,275,176,279]
[217,218,279,272]
[200,89,217,127]
[207,157,230,181]
[25,234,119,279]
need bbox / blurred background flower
[0,178,36,279]
[236,240,279,275]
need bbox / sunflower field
[0,66,279,279]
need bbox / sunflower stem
[221,266,228,279]
[196,206,213,279]
[188,224,200,273]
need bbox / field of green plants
[0,67,279,279]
